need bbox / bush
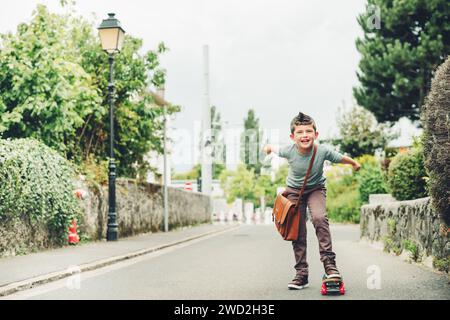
[0,138,80,244]
[325,164,361,223]
[402,239,421,262]
[326,186,361,223]
[355,154,379,168]
[420,55,450,226]
[357,158,388,203]
[433,257,450,273]
[326,155,387,215]
[387,146,428,201]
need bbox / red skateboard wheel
[321,283,327,295]
[339,282,345,295]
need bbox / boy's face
[290,124,318,150]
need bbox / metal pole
[159,87,169,232]
[107,53,118,241]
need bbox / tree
[196,105,226,180]
[70,15,179,177]
[254,174,276,208]
[0,4,179,178]
[0,5,101,154]
[172,164,200,180]
[353,0,450,123]
[240,109,263,175]
[331,105,395,157]
[210,106,226,179]
[219,162,290,209]
[219,164,257,205]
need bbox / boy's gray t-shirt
[277,143,343,189]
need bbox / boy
[263,112,360,290]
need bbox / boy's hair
[290,112,316,134]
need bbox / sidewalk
[0,222,240,297]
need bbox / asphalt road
[6,223,449,300]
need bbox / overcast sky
[2,0,410,172]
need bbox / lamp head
[98,13,125,54]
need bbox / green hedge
[387,146,428,201]
[0,138,80,244]
[357,160,388,203]
[421,56,450,226]
[326,186,361,223]
[325,154,388,222]
[325,165,361,223]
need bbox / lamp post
[98,13,125,241]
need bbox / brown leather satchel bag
[272,144,317,241]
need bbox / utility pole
[201,45,212,196]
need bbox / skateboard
[321,274,345,295]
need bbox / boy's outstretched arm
[340,156,361,171]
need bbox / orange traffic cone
[68,219,80,245]
[74,189,87,200]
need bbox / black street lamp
[98,13,125,241]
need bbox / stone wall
[0,216,55,257]
[0,179,212,256]
[77,179,212,240]
[360,196,449,269]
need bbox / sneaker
[288,274,309,290]
[324,263,341,279]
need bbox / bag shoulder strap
[295,144,317,208]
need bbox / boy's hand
[262,145,272,154]
[353,162,361,171]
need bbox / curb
[0,223,241,297]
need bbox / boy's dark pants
[284,185,336,276]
